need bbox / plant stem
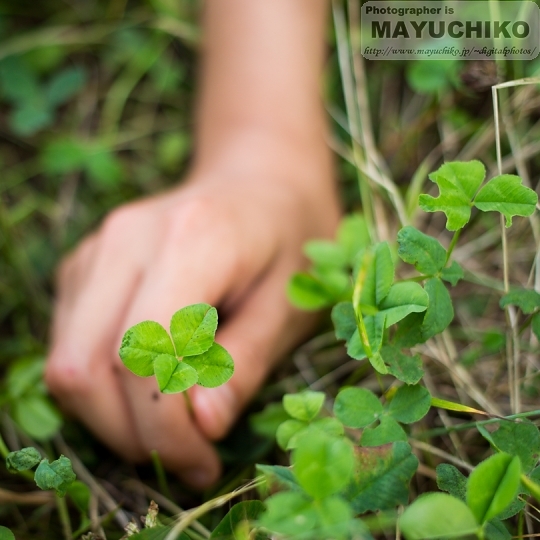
[418,408,540,439]
[56,493,73,540]
[151,450,172,500]
[0,431,9,459]
[183,391,194,416]
[445,229,462,265]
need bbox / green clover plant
[253,160,540,540]
[6,447,76,497]
[119,303,234,394]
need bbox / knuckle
[164,196,218,240]
[100,205,140,242]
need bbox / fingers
[46,206,158,461]
[112,203,247,487]
[191,258,318,441]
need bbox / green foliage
[500,289,540,314]
[420,160,486,230]
[6,447,41,473]
[5,357,62,441]
[287,214,370,310]
[334,387,383,428]
[34,456,77,497]
[490,421,540,474]
[293,428,355,499]
[0,527,15,540]
[170,304,218,356]
[406,59,461,95]
[387,384,431,424]
[287,273,337,310]
[360,416,407,447]
[397,226,446,275]
[466,453,521,525]
[42,139,124,188]
[256,464,301,493]
[154,354,198,393]
[183,343,234,388]
[344,442,418,513]
[420,161,537,230]
[259,491,318,537]
[400,493,479,539]
[210,501,265,540]
[119,303,233,393]
[419,277,454,340]
[283,391,325,422]
[382,346,424,385]
[0,57,86,136]
[440,260,465,286]
[66,481,91,514]
[436,463,468,501]
[276,419,306,450]
[474,175,538,227]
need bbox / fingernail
[182,468,213,489]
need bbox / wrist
[191,125,334,192]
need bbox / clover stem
[355,309,373,358]
[183,391,194,417]
[151,450,172,500]
[0,432,9,459]
[56,492,73,540]
[445,229,462,265]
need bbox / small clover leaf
[466,453,521,525]
[0,527,15,540]
[436,463,467,501]
[420,277,454,340]
[119,321,175,377]
[346,441,418,513]
[360,416,408,447]
[283,391,325,422]
[474,174,537,227]
[419,160,486,231]
[400,493,478,539]
[358,242,394,307]
[34,455,76,497]
[6,447,41,473]
[303,240,348,269]
[377,281,429,327]
[293,428,355,500]
[154,354,198,393]
[331,301,356,343]
[183,343,234,388]
[397,226,446,275]
[334,387,383,428]
[287,272,335,310]
[388,384,431,424]
[346,314,385,361]
[500,288,540,314]
[170,303,217,357]
[276,419,307,450]
[337,213,371,264]
[382,346,424,385]
[440,260,464,286]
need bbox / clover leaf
[474,174,537,227]
[34,455,76,497]
[119,304,234,394]
[170,303,217,356]
[420,160,486,231]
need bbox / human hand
[45,150,340,489]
